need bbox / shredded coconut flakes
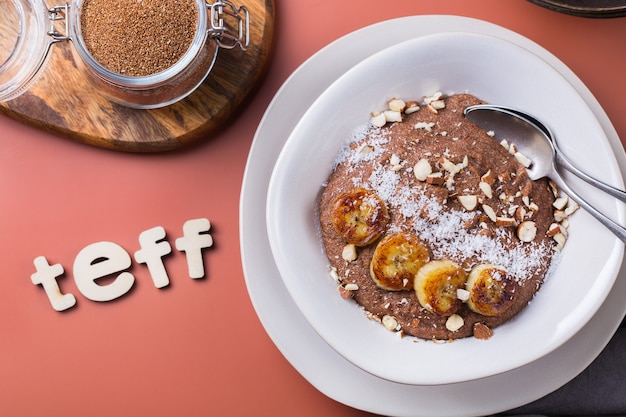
[336,131,550,284]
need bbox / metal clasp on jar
[207,1,250,51]
[48,4,71,42]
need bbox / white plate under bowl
[266,32,624,386]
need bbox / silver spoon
[464,104,626,244]
[465,104,626,202]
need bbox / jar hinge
[48,4,71,43]
[207,1,250,51]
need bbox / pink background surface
[1,1,625,416]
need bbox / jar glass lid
[0,0,53,102]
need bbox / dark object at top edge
[528,0,626,18]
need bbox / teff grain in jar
[80,0,198,76]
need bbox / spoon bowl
[464,104,626,244]
[463,105,556,181]
[465,104,626,202]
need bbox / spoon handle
[555,151,626,203]
[552,172,626,244]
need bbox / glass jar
[0,0,249,109]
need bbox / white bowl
[266,32,625,386]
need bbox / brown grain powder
[80,0,198,76]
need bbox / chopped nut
[517,221,537,242]
[430,99,446,110]
[498,172,511,183]
[546,223,561,237]
[514,151,532,168]
[388,98,406,112]
[384,110,403,123]
[415,121,436,131]
[426,172,445,185]
[456,288,470,301]
[549,180,559,197]
[414,158,432,181]
[553,196,568,210]
[553,232,567,251]
[481,169,495,185]
[482,204,497,222]
[342,244,357,261]
[371,112,386,127]
[565,201,579,216]
[458,195,478,211]
[554,209,567,222]
[496,216,517,227]
[445,176,455,190]
[404,101,420,114]
[423,91,443,104]
[441,158,461,175]
[514,206,526,222]
[382,315,400,331]
[479,181,493,199]
[445,314,464,332]
[473,323,493,340]
[344,283,359,291]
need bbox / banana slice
[414,259,467,316]
[331,188,389,246]
[369,232,430,291]
[466,264,517,316]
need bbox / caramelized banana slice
[369,232,430,291]
[331,188,389,246]
[466,264,517,316]
[414,259,467,316]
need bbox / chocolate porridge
[318,93,577,340]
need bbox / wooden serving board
[0,0,275,152]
